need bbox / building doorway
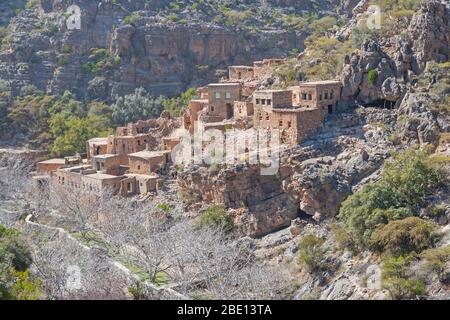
[328,105,333,114]
[226,103,233,119]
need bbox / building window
[287,121,292,128]
[211,106,215,112]
[319,94,322,101]
[261,99,266,105]
[137,165,141,170]
[138,140,141,146]
[279,120,283,127]
[324,92,328,99]
[302,93,307,100]
[127,182,131,192]
[330,91,334,99]
[266,114,270,120]
[308,94,312,100]
[225,92,231,99]
[267,99,272,106]
[256,98,260,104]
[215,92,221,99]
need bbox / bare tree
[0,153,33,201]
[48,185,114,241]
[27,228,131,300]
[100,196,174,285]
[166,223,294,299]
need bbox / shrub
[0,225,40,300]
[329,223,356,253]
[162,87,197,117]
[194,204,234,233]
[60,44,73,54]
[57,55,69,66]
[420,245,450,281]
[369,217,441,256]
[339,148,444,243]
[382,255,425,299]
[156,203,172,212]
[368,69,378,86]
[426,204,447,218]
[298,235,328,273]
[124,13,140,25]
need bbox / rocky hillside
[0,0,359,102]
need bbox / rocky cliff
[339,0,449,105]
[0,0,358,101]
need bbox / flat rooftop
[272,107,320,113]
[84,173,121,180]
[88,137,108,144]
[93,154,119,160]
[229,65,253,69]
[125,173,159,179]
[296,80,342,86]
[38,158,65,165]
[254,89,292,93]
[208,83,241,87]
[128,150,167,160]
[58,165,93,172]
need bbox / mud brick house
[289,80,342,114]
[92,154,124,176]
[36,155,83,175]
[233,100,254,119]
[253,80,342,145]
[128,150,170,175]
[228,66,255,81]
[86,137,108,160]
[204,83,242,122]
[106,123,152,165]
[36,158,66,175]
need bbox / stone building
[233,100,254,119]
[36,158,66,175]
[128,150,170,175]
[289,80,342,114]
[36,155,83,175]
[86,137,108,160]
[183,82,242,133]
[228,66,254,81]
[253,81,342,145]
[92,154,123,175]
[204,83,242,122]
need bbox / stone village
[34,58,342,197]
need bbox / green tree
[0,225,44,300]
[50,114,112,156]
[162,87,197,117]
[111,88,164,125]
[298,235,328,273]
[339,148,444,243]
[369,217,441,256]
[382,255,425,299]
[194,204,234,233]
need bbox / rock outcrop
[0,0,309,101]
[397,91,442,148]
[178,165,299,237]
[340,0,449,105]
